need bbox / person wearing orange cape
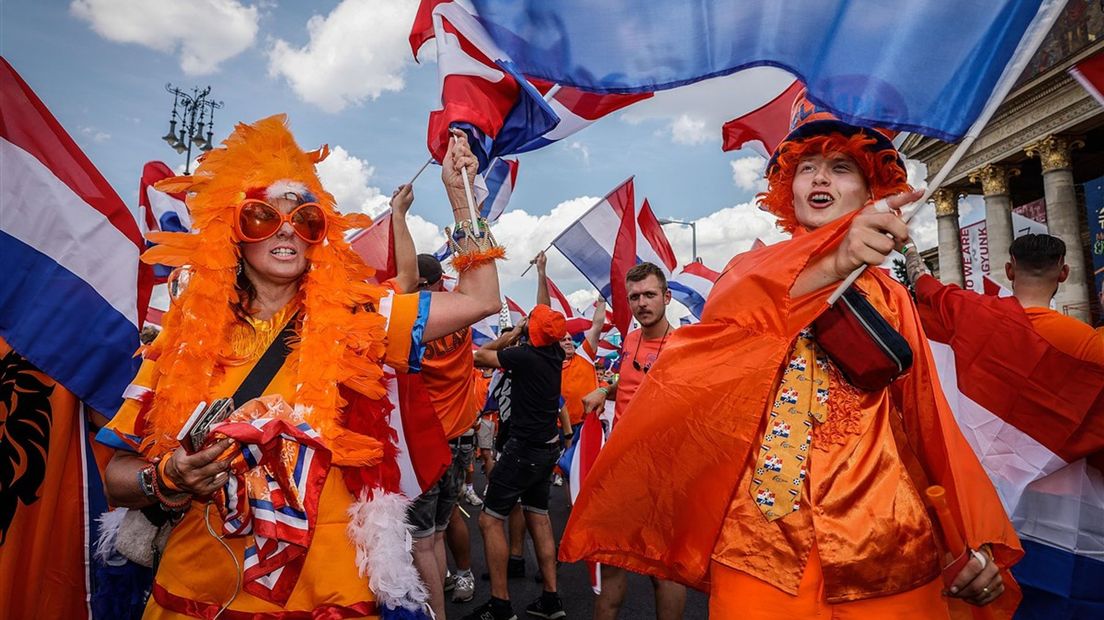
[559,91,1023,618]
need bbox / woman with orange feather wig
[560,91,1023,618]
[96,115,504,619]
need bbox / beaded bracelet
[445,218,506,273]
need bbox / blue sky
[4,0,957,313]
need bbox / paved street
[445,470,709,619]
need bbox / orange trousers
[709,546,951,619]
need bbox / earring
[236,260,244,276]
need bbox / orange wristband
[156,455,182,492]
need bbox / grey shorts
[406,437,474,538]
[476,417,496,450]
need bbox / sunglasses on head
[235,199,328,244]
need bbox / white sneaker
[452,570,475,603]
[552,473,564,487]
[463,486,484,506]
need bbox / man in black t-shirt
[466,304,567,620]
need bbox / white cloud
[487,196,602,296]
[621,66,795,147]
[565,141,590,166]
[267,0,416,112]
[730,155,767,192]
[566,289,598,311]
[662,201,789,271]
[315,145,443,251]
[315,146,392,216]
[80,126,111,142]
[70,0,259,75]
[665,114,710,145]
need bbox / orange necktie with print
[749,330,829,521]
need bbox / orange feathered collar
[139,115,389,455]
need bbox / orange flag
[0,337,94,619]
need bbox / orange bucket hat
[528,304,567,348]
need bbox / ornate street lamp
[160,84,223,173]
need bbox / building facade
[902,0,1104,325]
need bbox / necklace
[631,323,671,374]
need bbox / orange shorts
[708,546,951,619]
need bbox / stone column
[1025,135,1089,321]
[969,164,1019,289]
[932,189,965,287]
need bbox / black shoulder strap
[232,313,298,405]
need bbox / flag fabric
[410,0,559,171]
[138,161,189,284]
[517,79,652,152]
[480,157,519,222]
[569,413,606,594]
[348,209,396,283]
[553,178,636,335]
[982,274,1013,298]
[722,81,804,157]
[668,261,721,320]
[1070,50,1104,107]
[544,276,586,333]
[0,57,151,416]
[915,276,1104,618]
[470,314,499,346]
[636,199,678,273]
[388,370,453,499]
[467,0,1056,142]
[505,296,527,327]
[215,417,332,605]
[0,340,106,619]
[552,178,677,335]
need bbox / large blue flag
[469,0,1056,142]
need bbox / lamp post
[160,83,223,173]
[657,218,698,263]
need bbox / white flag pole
[825,0,1069,305]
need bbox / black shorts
[407,438,473,538]
[483,437,560,519]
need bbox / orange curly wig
[758,132,911,233]
[138,115,390,454]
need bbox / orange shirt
[614,328,671,428]
[420,327,480,440]
[1023,307,1104,365]
[712,310,942,601]
[560,214,1021,609]
[561,340,599,426]
[100,291,427,618]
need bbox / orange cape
[559,215,1022,614]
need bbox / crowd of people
[90,88,1102,620]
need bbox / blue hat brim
[766,119,903,172]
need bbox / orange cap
[528,304,566,348]
[768,87,901,171]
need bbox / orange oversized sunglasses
[234,199,328,244]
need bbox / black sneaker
[461,599,517,620]
[481,556,526,581]
[525,593,566,619]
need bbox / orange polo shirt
[614,328,671,429]
[561,340,599,426]
[1022,307,1104,365]
[420,328,480,440]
